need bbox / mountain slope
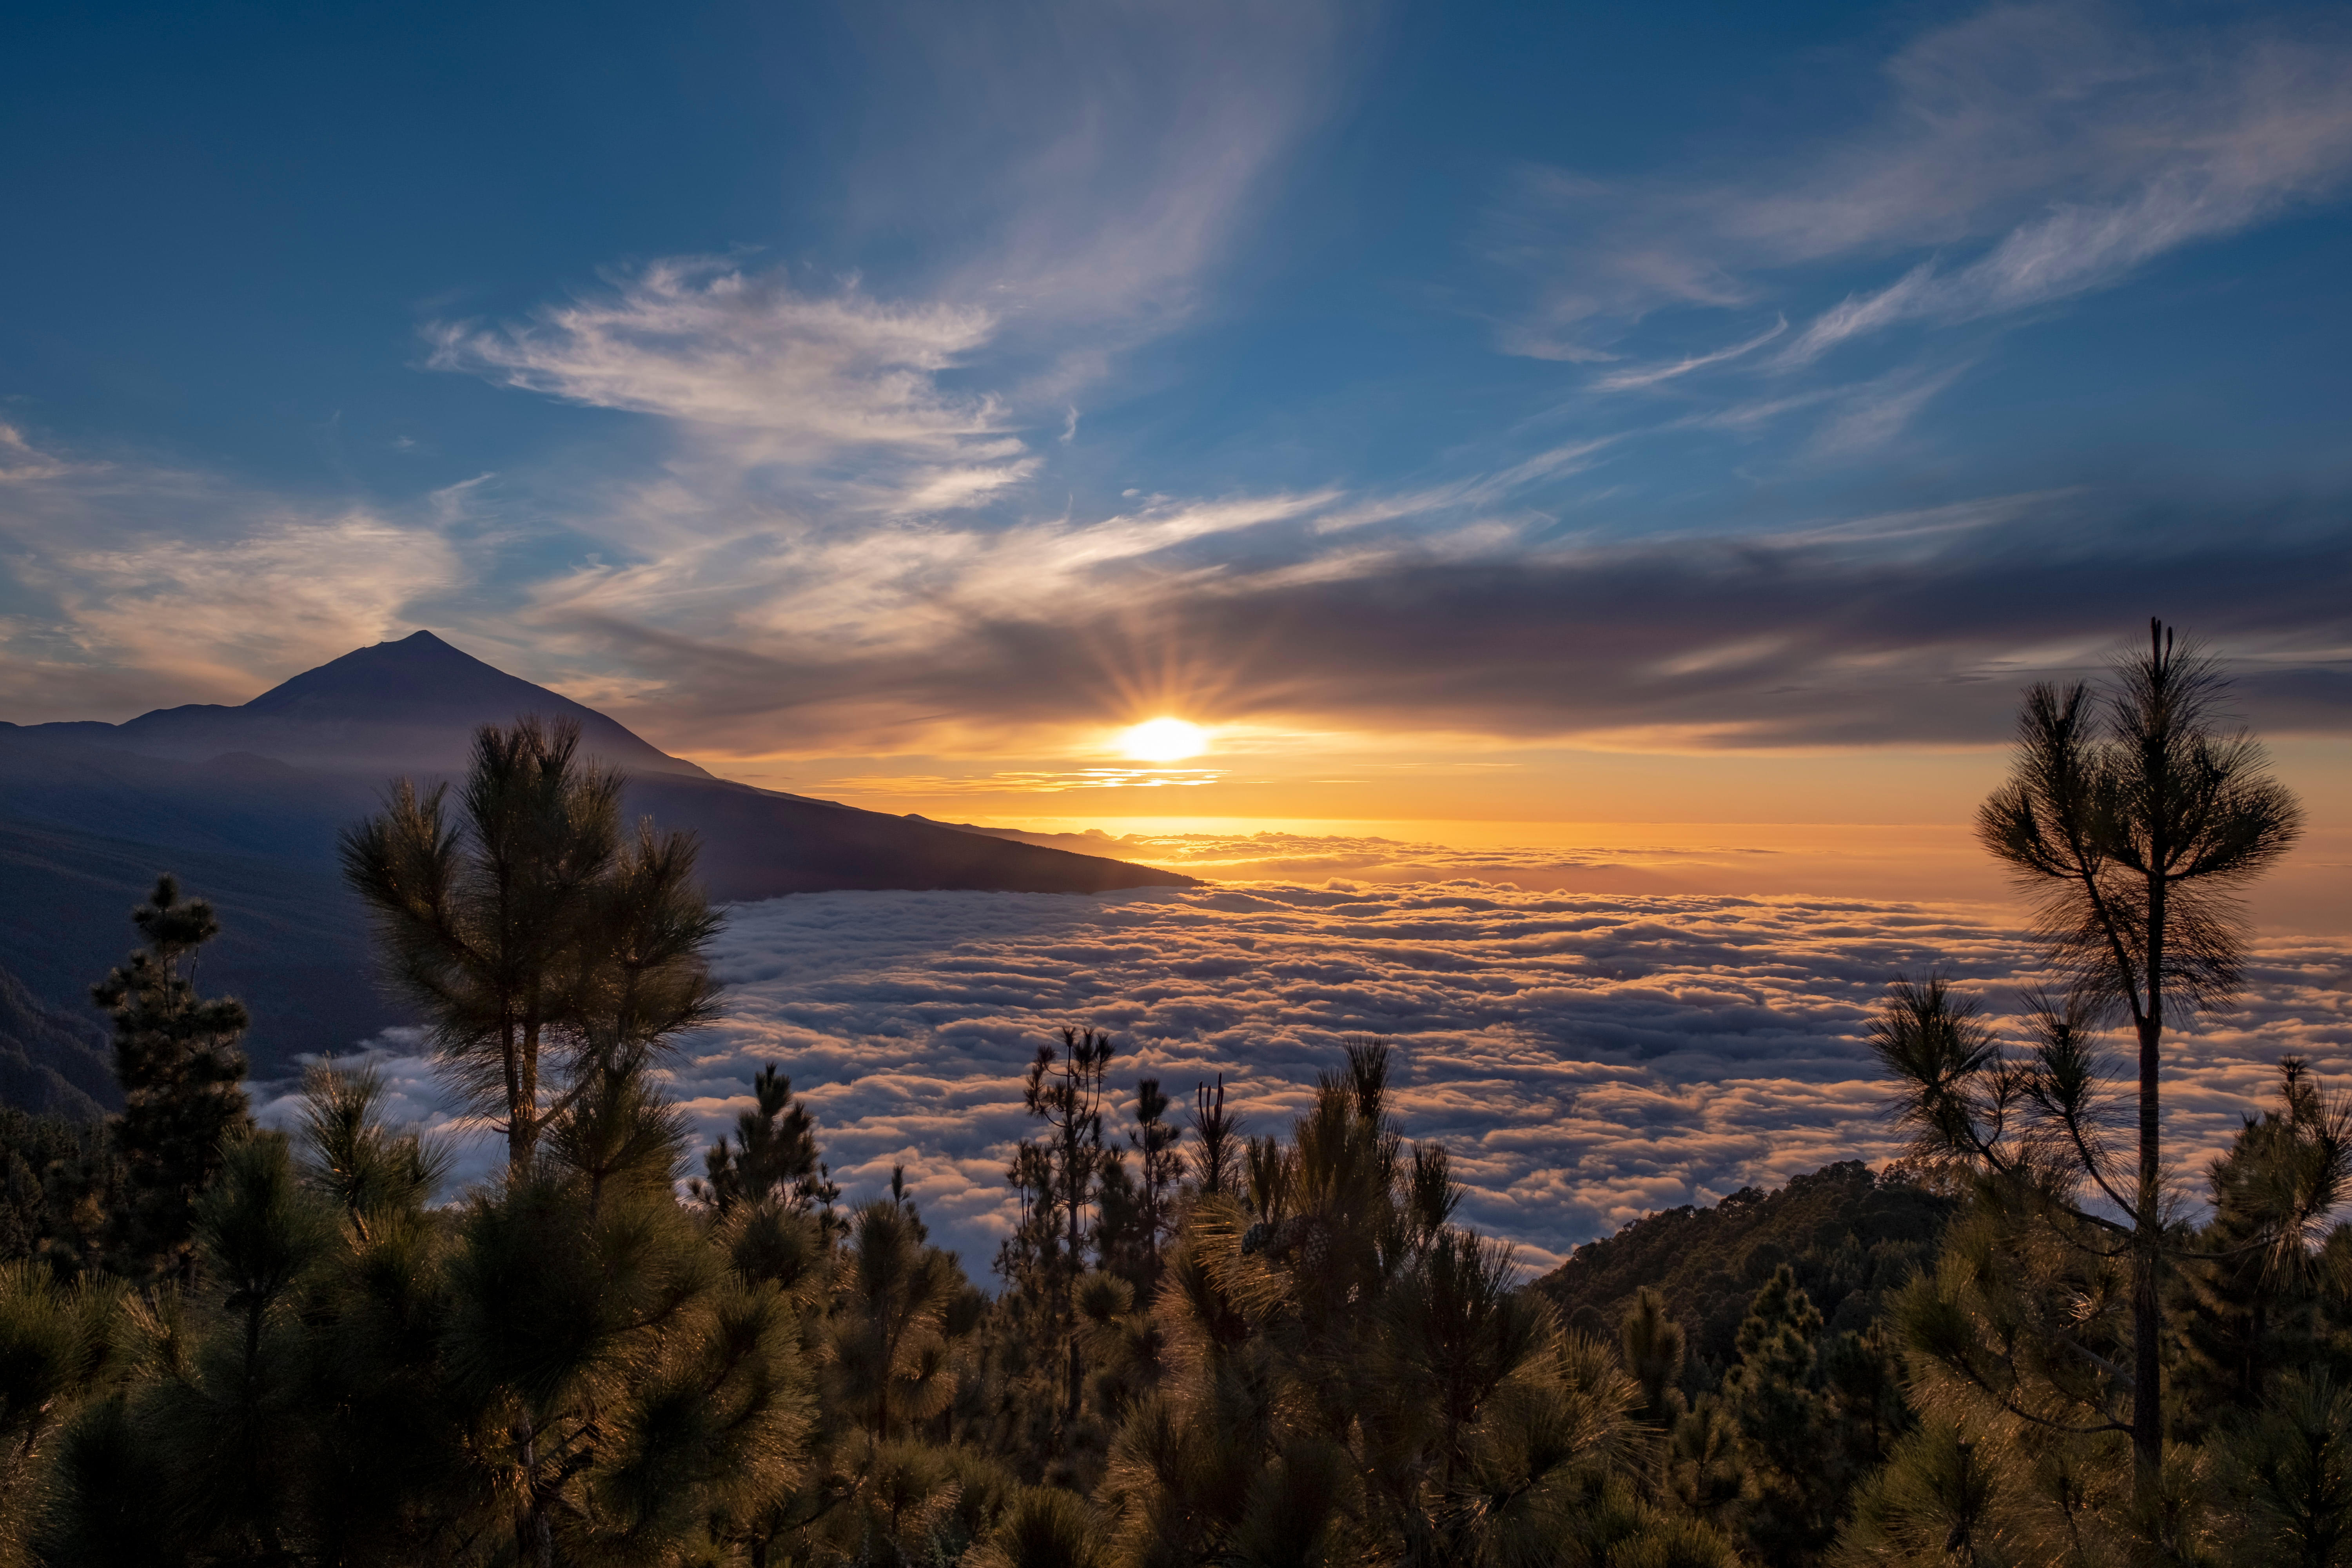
[1533,1161,1955,1368]
[0,809,382,1076]
[29,631,709,778]
[0,631,1193,1068]
[0,963,116,1120]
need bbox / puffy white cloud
[258,879,2352,1286]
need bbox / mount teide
[0,632,1191,1071]
[31,630,711,780]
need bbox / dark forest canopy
[1536,1162,1957,1373]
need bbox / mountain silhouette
[0,632,1192,1074]
[52,630,709,778]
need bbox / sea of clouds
[677,883,2352,1275]
[257,867,2352,1283]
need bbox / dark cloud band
[571,494,2352,750]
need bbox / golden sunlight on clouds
[1118,717,1210,762]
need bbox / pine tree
[0,1260,122,1559]
[1107,1039,1733,1567]
[1845,1043,2352,1567]
[164,1132,343,1555]
[831,1180,975,1444]
[34,1054,815,1568]
[2208,1372,2352,1568]
[339,718,616,1175]
[444,1072,791,1568]
[90,874,252,1281]
[1186,1074,1240,1200]
[1718,1264,1836,1566]
[1123,1080,1183,1297]
[694,1062,838,1227]
[1958,622,2303,1493]
[1621,1287,1688,1427]
[2172,1059,2352,1439]
[999,1027,1120,1425]
[341,718,721,1174]
[0,1111,114,1277]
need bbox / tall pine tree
[340,717,721,1175]
[90,874,252,1281]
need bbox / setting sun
[1119,717,1210,762]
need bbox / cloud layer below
[260,880,2352,1283]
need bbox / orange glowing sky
[666,725,2352,936]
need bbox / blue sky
[5,0,2350,798]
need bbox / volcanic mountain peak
[64,630,710,779]
[241,629,501,715]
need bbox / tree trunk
[2131,1021,2163,1494]
[503,1016,529,1173]
[516,1417,554,1568]
[2132,865,2168,1502]
[519,1005,542,1169]
[1064,1107,1085,1422]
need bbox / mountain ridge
[18,630,712,780]
[0,632,1194,1074]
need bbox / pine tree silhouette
[694,1063,838,1227]
[340,717,720,1173]
[1877,621,2309,1498]
[1000,1026,1119,1425]
[90,873,252,1281]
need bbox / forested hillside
[1536,1162,1955,1371]
[0,964,117,1122]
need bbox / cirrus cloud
[1502,1,2352,361]
[0,426,465,719]
[428,261,1014,467]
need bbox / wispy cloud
[517,487,1347,682]
[45,517,459,699]
[7,0,2345,765]
[1592,319,1789,391]
[1805,361,1973,455]
[428,259,1038,521]
[430,262,1004,453]
[843,0,1357,338]
[396,0,1367,687]
[429,0,1358,523]
[0,424,87,485]
[1504,2,2352,360]
[8,390,2348,762]
[0,426,462,718]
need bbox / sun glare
[1119,717,1210,762]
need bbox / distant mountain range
[0,631,1191,1077]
